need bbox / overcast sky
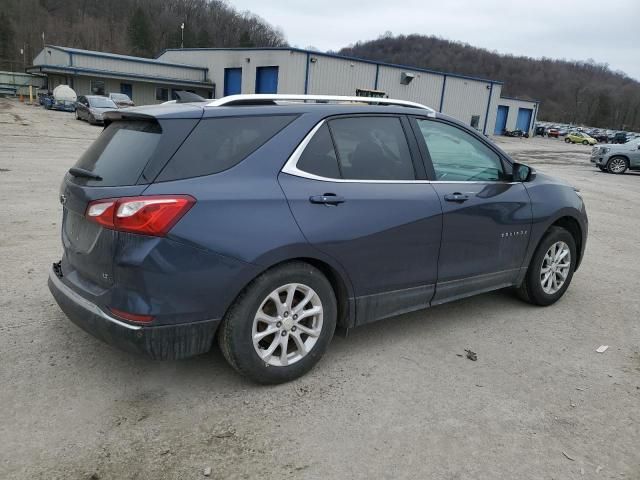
[231,0,640,81]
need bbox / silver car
[591,138,640,174]
[75,95,118,125]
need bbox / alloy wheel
[252,283,323,367]
[608,157,627,174]
[540,241,571,295]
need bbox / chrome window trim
[281,120,519,185]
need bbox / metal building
[27,45,214,105]
[157,47,539,135]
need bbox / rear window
[72,120,162,186]
[157,115,296,181]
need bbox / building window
[470,115,480,129]
[155,87,169,101]
[90,80,105,96]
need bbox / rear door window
[296,124,341,179]
[157,115,296,181]
[71,120,162,186]
[328,117,415,180]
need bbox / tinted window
[329,117,415,180]
[158,115,296,181]
[88,97,117,108]
[72,121,162,186]
[416,119,505,181]
[296,124,340,179]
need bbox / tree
[127,7,152,56]
[0,12,16,70]
[239,31,255,48]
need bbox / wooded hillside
[340,34,640,130]
[0,0,286,69]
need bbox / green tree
[127,7,152,56]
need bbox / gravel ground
[1,98,638,480]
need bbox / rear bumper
[48,266,220,360]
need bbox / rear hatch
[59,106,202,290]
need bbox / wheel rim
[540,241,571,295]
[252,283,323,367]
[609,158,626,173]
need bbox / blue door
[494,105,509,135]
[120,83,132,98]
[255,66,279,94]
[224,68,242,96]
[516,108,533,132]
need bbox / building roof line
[157,47,505,85]
[499,95,541,104]
[44,45,209,72]
[26,64,214,88]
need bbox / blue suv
[49,95,588,383]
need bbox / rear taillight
[108,307,154,324]
[86,195,195,236]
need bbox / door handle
[309,194,345,205]
[444,192,470,203]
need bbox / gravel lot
[1,98,638,480]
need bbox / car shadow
[51,287,531,393]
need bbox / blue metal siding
[255,66,279,94]
[224,68,242,96]
[516,108,533,131]
[495,105,509,134]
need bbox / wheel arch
[550,216,584,270]
[607,154,630,163]
[228,252,356,329]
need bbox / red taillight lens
[108,307,154,324]
[86,195,195,236]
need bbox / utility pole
[181,23,184,48]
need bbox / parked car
[593,132,609,143]
[547,128,560,138]
[613,132,632,144]
[591,138,640,174]
[48,94,588,384]
[535,126,546,136]
[108,92,134,108]
[75,95,118,125]
[565,132,597,145]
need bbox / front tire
[606,156,628,174]
[582,140,588,145]
[564,138,571,143]
[517,227,577,306]
[218,262,337,384]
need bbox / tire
[218,261,337,384]
[606,156,628,174]
[582,140,588,145]
[75,110,80,120]
[598,165,606,172]
[517,226,577,306]
[564,138,571,143]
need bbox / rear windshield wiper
[68,167,102,181]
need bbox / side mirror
[512,162,535,182]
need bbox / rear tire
[517,227,577,306]
[606,156,628,174]
[218,262,337,384]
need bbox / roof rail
[207,94,436,115]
